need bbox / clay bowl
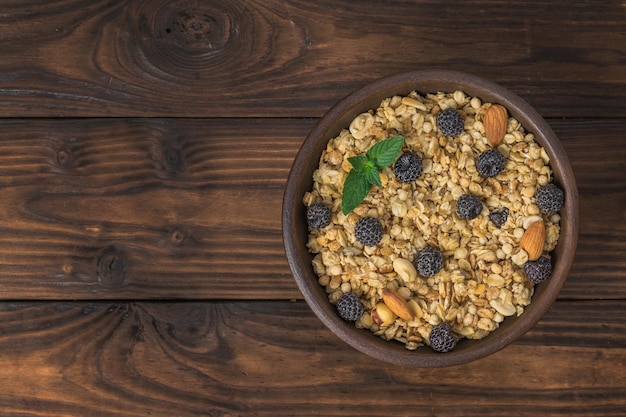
[282,70,579,367]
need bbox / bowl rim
[282,70,579,367]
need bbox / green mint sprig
[341,135,405,215]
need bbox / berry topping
[413,246,444,277]
[456,194,483,220]
[306,202,332,229]
[429,322,458,353]
[394,152,423,183]
[535,183,564,213]
[476,149,506,177]
[336,292,364,322]
[355,216,383,246]
[489,208,509,227]
[436,108,465,137]
[524,256,553,284]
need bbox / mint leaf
[364,167,382,188]
[342,169,371,215]
[341,135,405,215]
[366,135,405,169]
[350,155,378,181]
[348,155,372,171]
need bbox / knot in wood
[170,228,186,246]
[162,5,233,52]
[56,148,73,168]
[98,247,128,288]
[163,148,180,164]
[161,147,183,171]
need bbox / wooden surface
[0,1,624,415]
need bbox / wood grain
[0,118,624,300]
[0,300,623,417]
[0,0,624,118]
[551,120,626,300]
[0,118,312,299]
[0,1,623,415]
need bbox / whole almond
[484,104,508,146]
[520,220,546,261]
[381,288,414,321]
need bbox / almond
[381,288,414,321]
[484,104,508,146]
[519,220,546,261]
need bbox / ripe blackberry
[355,216,383,246]
[524,256,552,284]
[489,208,509,227]
[476,149,506,177]
[413,246,444,277]
[456,194,483,220]
[306,202,332,229]
[535,183,564,212]
[429,322,458,353]
[336,292,364,322]
[394,152,423,183]
[436,108,465,137]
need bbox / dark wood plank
[0,118,624,300]
[552,120,626,300]
[0,118,312,299]
[0,0,624,118]
[0,300,623,416]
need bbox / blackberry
[336,292,364,322]
[436,108,465,137]
[476,149,506,177]
[306,202,332,229]
[355,216,383,246]
[535,183,564,213]
[429,322,458,353]
[413,246,444,277]
[456,194,483,220]
[394,152,423,183]
[489,208,509,227]
[524,256,552,284]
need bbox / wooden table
[0,1,624,415]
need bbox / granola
[303,91,561,350]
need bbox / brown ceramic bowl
[282,70,579,367]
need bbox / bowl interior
[283,70,579,367]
